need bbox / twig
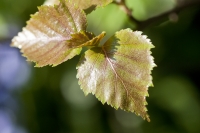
[113,0,140,25]
[113,0,200,30]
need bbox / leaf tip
[146,116,151,122]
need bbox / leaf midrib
[102,47,130,104]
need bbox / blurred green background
[0,0,200,133]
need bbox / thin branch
[113,0,200,30]
[113,0,140,25]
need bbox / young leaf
[77,29,155,121]
[44,0,60,5]
[44,0,113,13]
[12,0,93,67]
[67,31,106,48]
[72,0,113,10]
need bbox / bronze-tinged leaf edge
[76,29,156,122]
[44,0,113,14]
[11,0,92,67]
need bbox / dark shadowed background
[0,0,200,133]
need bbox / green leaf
[12,0,91,67]
[72,0,113,10]
[44,0,113,14]
[44,0,60,5]
[78,32,106,47]
[77,29,155,121]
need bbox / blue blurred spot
[0,41,31,90]
[0,110,14,133]
[0,41,30,133]
[0,109,28,133]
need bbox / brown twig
[113,0,140,25]
[113,0,200,30]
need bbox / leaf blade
[12,0,88,67]
[77,29,155,121]
[44,0,113,13]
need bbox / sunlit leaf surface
[44,0,113,13]
[77,29,155,121]
[44,0,59,5]
[72,0,113,10]
[12,0,89,67]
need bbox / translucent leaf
[72,0,113,10]
[12,0,90,67]
[78,32,106,47]
[44,0,60,5]
[77,29,155,121]
[44,0,113,13]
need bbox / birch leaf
[67,31,106,48]
[12,0,92,67]
[77,29,155,121]
[44,0,113,14]
[44,0,60,5]
[72,0,113,10]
